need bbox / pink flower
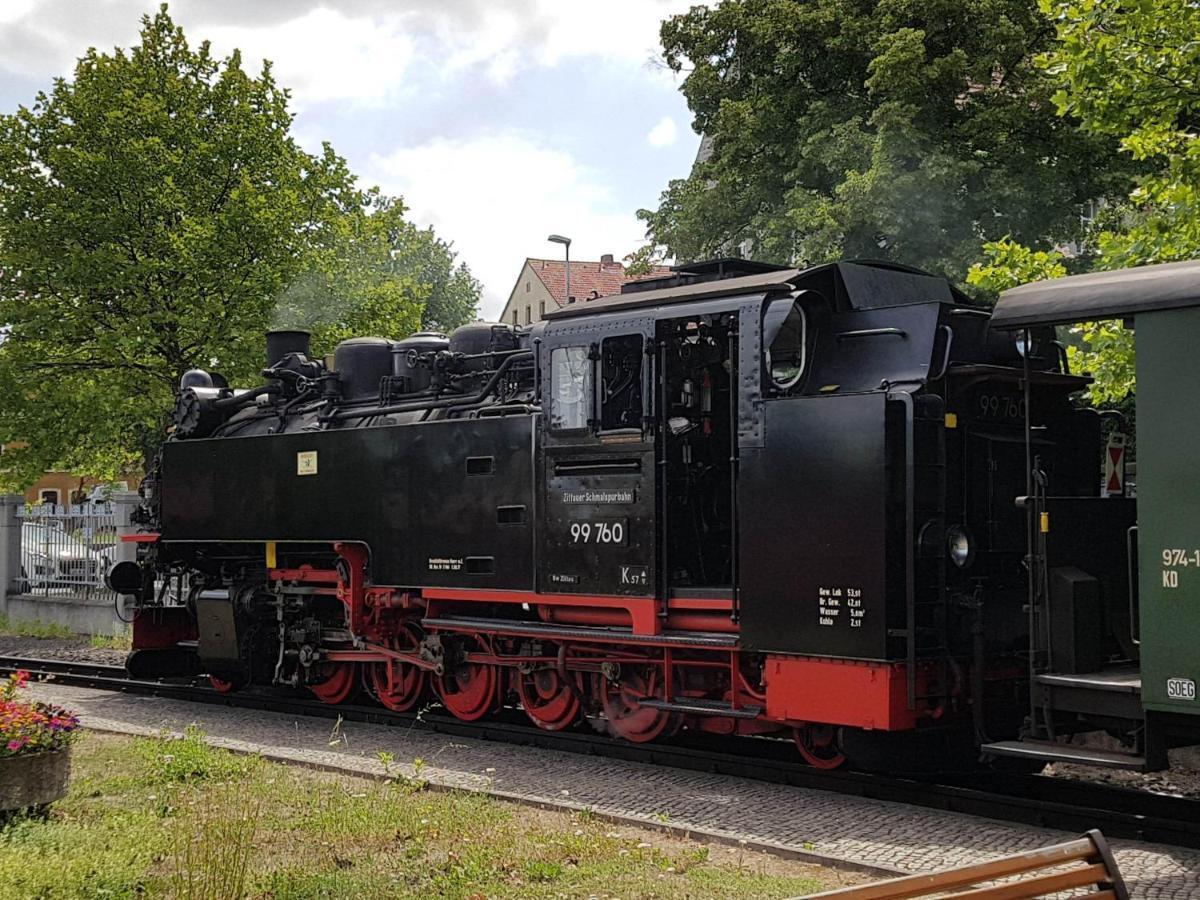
[7,739,23,751]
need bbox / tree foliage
[0,6,479,489]
[965,237,1067,295]
[967,0,1200,403]
[639,0,1133,281]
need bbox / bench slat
[946,862,1111,899]
[806,839,1096,899]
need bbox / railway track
[6,653,1200,850]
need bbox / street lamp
[548,234,572,304]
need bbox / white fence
[15,502,119,603]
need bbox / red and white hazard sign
[1103,433,1126,497]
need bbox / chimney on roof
[601,253,614,265]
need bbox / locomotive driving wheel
[308,661,358,705]
[434,636,497,721]
[515,667,581,731]
[598,665,677,743]
[793,723,846,770]
[367,622,428,712]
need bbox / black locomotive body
[118,258,1116,767]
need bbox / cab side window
[550,346,592,431]
[765,299,809,392]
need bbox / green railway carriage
[986,259,1200,770]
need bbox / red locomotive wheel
[794,724,846,770]
[209,675,237,693]
[599,666,675,743]
[515,667,581,731]
[309,662,358,705]
[368,624,428,713]
[435,637,497,721]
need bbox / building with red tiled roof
[499,254,672,327]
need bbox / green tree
[275,197,480,349]
[400,227,481,335]
[639,0,1133,281]
[0,6,479,488]
[967,0,1199,403]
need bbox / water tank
[448,323,517,372]
[391,332,448,393]
[334,337,392,401]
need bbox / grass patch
[0,730,840,898]
[89,630,132,651]
[0,614,74,639]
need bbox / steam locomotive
[112,258,1144,770]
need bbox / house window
[39,489,59,505]
[539,301,545,318]
[550,347,592,431]
[525,281,530,293]
[512,310,519,325]
[525,305,532,324]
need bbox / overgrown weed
[0,614,74,639]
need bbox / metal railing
[15,502,118,603]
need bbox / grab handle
[1127,525,1140,646]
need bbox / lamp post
[548,234,572,304]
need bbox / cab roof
[542,259,971,320]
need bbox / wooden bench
[806,829,1128,899]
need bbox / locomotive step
[1035,669,1142,694]
[420,615,739,647]
[638,697,764,719]
[981,740,1146,770]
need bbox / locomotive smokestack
[266,329,311,368]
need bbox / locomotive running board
[981,740,1146,771]
[420,616,738,648]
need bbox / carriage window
[600,335,643,430]
[765,299,808,391]
[550,346,593,431]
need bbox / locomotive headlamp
[947,524,975,568]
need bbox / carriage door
[540,320,656,600]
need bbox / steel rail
[4,654,1199,850]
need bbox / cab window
[599,335,643,430]
[765,298,808,391]
[550,346,592,430]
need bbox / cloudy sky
[0,1,701,318]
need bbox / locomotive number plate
[1167,678,1196,701]
[568,518,628,545]
[976,392,1026,421]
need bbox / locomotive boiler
[113,258,1145,769]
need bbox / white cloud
[647,116,678,148]
[370,134,647,319]
[203,8,416,107]
[0,0,37,26]
[0,1,696,93]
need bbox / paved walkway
[27,682,1200,898]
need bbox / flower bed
[0,671,79,814]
